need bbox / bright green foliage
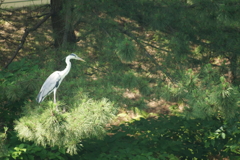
[14,94,116,155]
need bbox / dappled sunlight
[1,0,240,159]
[0,5,53,67]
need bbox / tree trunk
[51,0,76,48]
[229,53,237,85]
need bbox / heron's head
[68,53,85,61]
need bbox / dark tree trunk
[51,0,76,48]
[229,53,237,85]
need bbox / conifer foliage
[116,37,136,62]
[14,95,116,155]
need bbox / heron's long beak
[77,57,85,62]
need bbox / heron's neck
[62,57,72,77]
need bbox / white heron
[36,53,85,103]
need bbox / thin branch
[28,12,51,19]
[4,12,53,69]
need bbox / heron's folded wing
[37,71,61,102]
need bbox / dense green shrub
[1,132,76,160]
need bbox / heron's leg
[53,89,57,103]
[53,89,58,110]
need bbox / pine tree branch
[3,12,53,69]
[117,27,175,82]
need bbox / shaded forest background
[1,0,240,159]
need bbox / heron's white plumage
[36,53,84,103]
[36,71,61,103]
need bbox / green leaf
[221,133,226,139]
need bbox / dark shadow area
[80,115,240,159]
